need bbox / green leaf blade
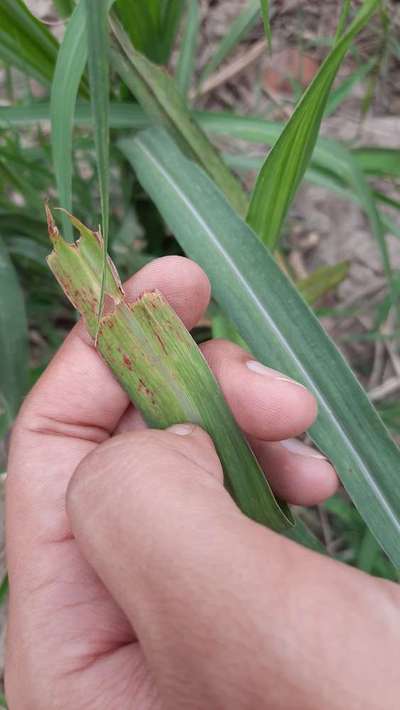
[0,0,58,85]
[0,237,28,428]
[121,126,400,569]
[260,0,272,50]
[247,0,380,250]
[50,1,89,242]
[85,0,111,324]
[110,15,248,216]
[176,0,199,98]
[47,210,292,533]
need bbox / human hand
[5,257,399,709]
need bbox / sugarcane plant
[0,0,399,575]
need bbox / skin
[5,256,400,710]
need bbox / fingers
[200,339,338,504]
[251,438,339,505]
[115,337,338,505]
[200,339,317,440]
[67,426,400,710]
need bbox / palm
[39,536,159,708]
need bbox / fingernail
[167,423,195,436]
[280,438,326,460]
[246,360,307,389]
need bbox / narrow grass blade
[50,0,91,242]
[0,0,58,85]
[200,0,261,82]
[297,262,350,304]
[357,527,381,573]
[121,127,400,568]
[226,152,400,239]
[53,0,75,17]
[114,0,184,64]
[114,0,159,62]
[202,112,396,300]
[325,60,374,116]
[0,574,8,606]
[85,0,111,325]
[352,147,400,178]
[47,208,292,533]
[110,14,248,216]
[247,0,380,250]
[0,237,28,428]
[334,0,352,42]
[176,0,199,98]
[160,0,186,64]
[260,0,272,51]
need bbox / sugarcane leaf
[50,0,92,242]
[113,0,159,61]
[297,262,350,304]
[53,0,75,17]
[109,14,248,216]
[247,0,380,250]
[114,0,184,64]
[352,147,400,178]
[0,574,8,606]
[260,0,272,50]
[176,0,200,98]
[0,236,28,428]
[202,111,395,300]
[47,208,292,533]
[85,0,112,325]
[324,59,374,116]
[0,0,58,85]
[160,0,186,64]
[121,126,400,569]
[334,0,352,41]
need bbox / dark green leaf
[0,0,58,85]
[121,127,400,568]
[85,0,111,323]
[110,17,248,215]
[176,0,199,98]
[50,0,91,241]
[0,236,28,427]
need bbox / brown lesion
[123,354,133,370]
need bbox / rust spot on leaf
[123,354,133,370]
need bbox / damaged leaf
[47,207,293,534]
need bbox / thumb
[66,424,270,706]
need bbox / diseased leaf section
[47,208,293,535]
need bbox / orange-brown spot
[123,355,133,370]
